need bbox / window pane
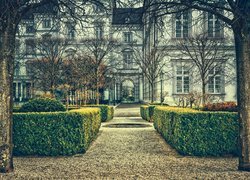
[215,20,221,37]
[215,76,221,93]
[184,77,189,93]
[183,66,189,74]
[208,76,214,93]
[176,21,182,37]
[184,84,189,93]
[176,77,182,93]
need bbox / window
[14,62,20,76]
[125,17,130,23]
[95,24,103,39]
[208,67,222,93]
[176,65,190,93]
[123,51,133,68]
[207,13,222,37]
[42,19,51,28]
[25,39,35,55]
[67,24,75,39]
[175,11,190,38]
[26,24,34,33]
[124,32,132,43]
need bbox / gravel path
[1,105,250,179]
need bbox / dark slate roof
[23,2,58,19]
[112,8,143,25]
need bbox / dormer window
[42,19,51,28]
[125,17,130,23]
[124,32,132,43]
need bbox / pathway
[1,104,250,179]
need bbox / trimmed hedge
[140,105,167,122]
[13,108,101,156]
[153,106,239,156]
[140,105,150,121]
[19,98,66,112]
[84,105,114,122]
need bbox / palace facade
[14,0,236,105]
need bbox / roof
[22,2,58,19]
[112,8,143,25]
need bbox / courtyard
[1,104,249,179]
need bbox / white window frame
[42,19,51,28]
[67,24,76,39]
[123,51,133,69]
[95,24,103,39]
[124,32,132,43]
[25,39,35,55]
[207,67,223,94]
[175,11,191,38]
[207,13,223,38]
[175,64,190,94]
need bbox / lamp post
[160,71,164,105]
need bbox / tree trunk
[150,82,154,103]
[96,88,99,105]
[96,70,100,105]
[201,80,206,107]
[234,28,250,171]
[0,21,15,173]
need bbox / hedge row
[153,106,239,156]
[13,108,101,156]
[140,105,155,122]
[140,104,169,122]
[84,105,114,122]
[19,98,66,112]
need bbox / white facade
[14,1,236,105]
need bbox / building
[14,0,236,105]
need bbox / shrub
[13,108,101,156]
[84,105,114,122]
[19,98,66,112]
[13,106,20,112]
[141,105,159,122]
[140,104,170,122]
[203,101,237,112]
[153,106,239,156]
[140,105,149,121]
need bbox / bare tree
[175,32,231,106]
[26,36,69,96]
[144,0,250,171]
[0,0,104,173]
[134,45,167,103]
[80,38,117,104]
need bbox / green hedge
[153,107,239,156]
[140,105,157,122]
[84,105,114,122]
[13,108,101,156]
[19,98,66,112]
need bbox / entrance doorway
[121,79,135,103]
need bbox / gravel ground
[1,105,250,179]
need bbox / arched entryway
[121,79,135,102]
